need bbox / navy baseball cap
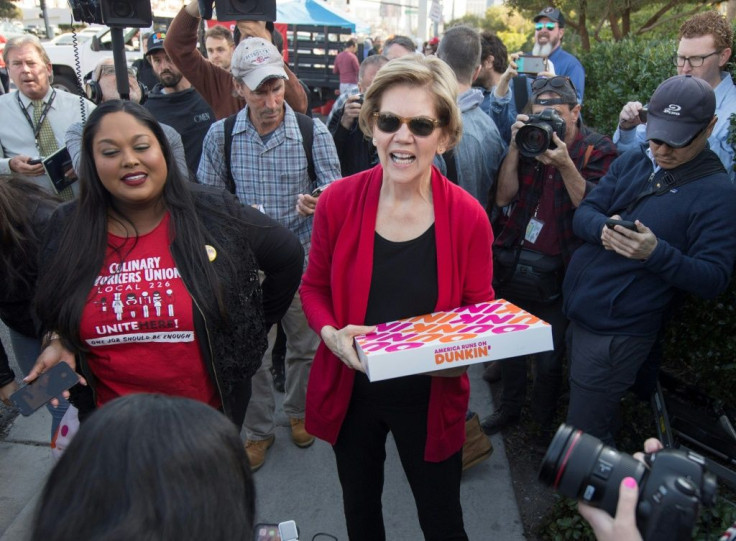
[145,32,166,57]
[646,75,715,148]
[534,7,566,28]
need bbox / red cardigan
[300,165,494,462]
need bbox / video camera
[539,424,717,541]
[515,108,566,158]
[68,0,152,27]
[198,0,276,22]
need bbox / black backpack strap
[442,148,458,184]
[294,112,316,185]
[223,113,237,195]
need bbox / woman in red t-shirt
[27,101,303,426]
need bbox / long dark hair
[34,100,228,353]
[0,176,59,291]
[32,394,255,541]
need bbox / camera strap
[617,149,725,216]
[222,111,316,195]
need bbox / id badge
[525,217,544,243]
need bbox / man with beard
[143,32,215,176]
[532,7,584,103]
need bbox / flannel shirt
[494,126,617,265]
[198,103,341,266]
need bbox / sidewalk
[0,350,524,540]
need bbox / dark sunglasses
[372,112,440,137]
[535,22,556,31]
[531,75,575,93]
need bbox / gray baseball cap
[230,37,287,90]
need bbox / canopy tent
[276,0,368,34]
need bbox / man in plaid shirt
[198,37,341,471]
[482,76,617,438]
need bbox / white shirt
[0,87,95,193]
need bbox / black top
[358,224,438,398]
[144,86,215,175]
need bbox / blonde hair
[3,34,51,68]
[359,55,462,150]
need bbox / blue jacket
[563,146,736,335]
[455,88,507,207]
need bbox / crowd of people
[1,4,735,540]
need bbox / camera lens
[538,424,647,516]
[516,124,552,158]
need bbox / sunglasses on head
[535,22,556,31]
[372,112,440,137]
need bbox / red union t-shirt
[79,213,220,409]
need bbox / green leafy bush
[579,37,675,136]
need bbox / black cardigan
[37,183,303,426]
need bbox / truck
[280,23,352,109]
[43,25,143,94]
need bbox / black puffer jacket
[38,184,303,426]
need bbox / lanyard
[17,89,56,140]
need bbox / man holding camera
[326,54,387,176]
[563,75,736,446]
[198,38,340,471]
[165,0,307,120]
[614,11,736,183]
[482,76,616,436]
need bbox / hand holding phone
[27,157,43,165]
[10,362,79,416]
[605,218,638,232]
[516,55,546,75]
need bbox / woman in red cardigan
[300,56,494,541]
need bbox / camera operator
[164,0,307,120]
[482,76,616,437]
[326,54,387,176]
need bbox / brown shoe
[290,417,315,448]
[245,435,275,471]
[462,413,494,471]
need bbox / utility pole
[39,0,53,40]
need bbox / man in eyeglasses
[532,7,585,103]
[563,75,736,446]
[482,75,616,437]
[615,11,736,183]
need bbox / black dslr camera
[539,424,717,541]
[515,108,566,158]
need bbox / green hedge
[579,37,676,136]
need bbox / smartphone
[355,93,364,105]
[10,362,79,416]
[605,218,637,232]
[254,523,281,541]
[311,187,324,198]
[516,55,546,75]
[638,106,648,123]
[278,521,299,541]
[27,157,43,165]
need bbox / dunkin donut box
[354,300,553,382]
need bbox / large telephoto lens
[516,123,552,158]
[538,424,647,516]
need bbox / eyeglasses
[535,22,556,31]
[372,112,440,136]
[531,75,577,96]
[672,51,720,68]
